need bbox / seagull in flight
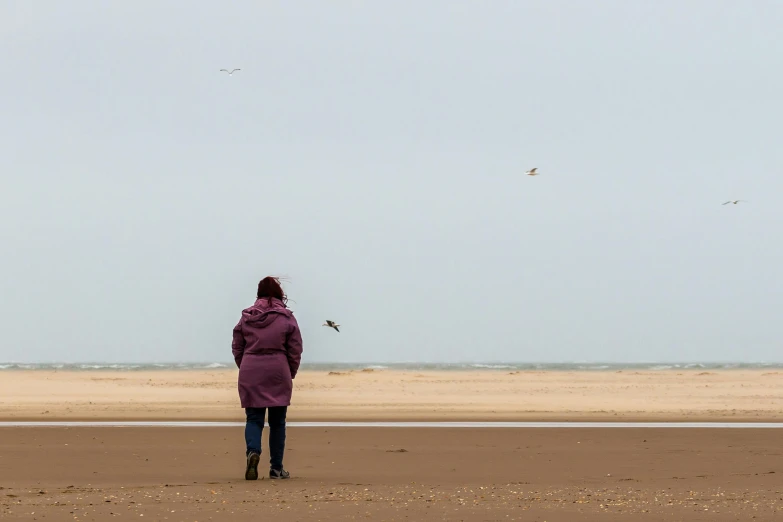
[219,69,241,75]
[322,320,340,333]
[526,168,539,176]
[722,200,746,205]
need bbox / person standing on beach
[232,276,303,480]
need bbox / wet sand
[2,369,783,422]
[1,427,780,521]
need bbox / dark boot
[269,468,290,479]
[245,452,260,480]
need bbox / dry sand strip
[0,427,780,521]
[3,369,783,423]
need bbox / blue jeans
[245,406,287,471]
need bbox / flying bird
[722,200,746,205]
[323,320,340,333]
[526,168,539,176]
[219,69,241,75]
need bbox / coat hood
[241,298,291,328]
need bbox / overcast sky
[2,0,782,363]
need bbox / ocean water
[0,362,781,372]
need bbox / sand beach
[1,369,782,520]
[1,368,782,422]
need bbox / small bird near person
[526,168,539,176]
[322,320,340,332]
[220,69,241,75]
[722,200,746,205]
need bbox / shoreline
[0,420,783,424]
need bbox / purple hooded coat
[231,298,303,408]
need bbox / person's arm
[285,315,303,379]
[232,318,246,368]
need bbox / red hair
[256,276,287,306]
